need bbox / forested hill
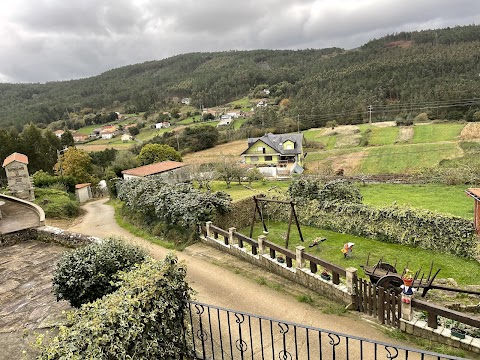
[1,24,480,128]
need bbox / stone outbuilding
[75,183,92,203]
[121,161,189,183]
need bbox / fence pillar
[401,294,414,321]
[206,221,212,238]
[296,246,305,269]
[345,267,357,295]
[228,227,236,245]
[258,235,266,255]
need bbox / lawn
[412,123,465,143]
[206,180,290,201]
[233,118,247,129]
[359,183,473,219]
[359,142,462,174]
[244,222,480,285]
[368,126,399,146]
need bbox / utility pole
[368,105,373,125]
[175,134,180,151]
[297,114,300,133]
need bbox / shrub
[32,170,77,193]
[40,255,191,359]
[34,188,80,218]
[52,238,147,307]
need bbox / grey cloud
[1,0,480,83]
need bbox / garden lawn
[359,142,462,174]
[244,222,480,285]
[206,180,290,201]
[359,183,473,219]
[412,123,465,143]
[368,126,399,146]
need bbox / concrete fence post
[228,227,236,245]
[258,235,266,255]
[296,246,305,269]
[345,267,358,295]
[401,294,414,321]
[206,221,212,238]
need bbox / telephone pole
[297,114,300,133]
[368,105,373,125]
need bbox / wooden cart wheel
[377,262,397,273]
[376,275,403,293]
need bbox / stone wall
[201,226,355,306]
[0,226,101,248]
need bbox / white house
[75,183,92,203]
[121,134,133,142]
[181,98,191,105]
[54,130,64,138]
[101,130,115,139]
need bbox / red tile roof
[2,152,29,167]
[75,183,91,189]
[121,161,186,177]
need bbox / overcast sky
[0,0,479,83]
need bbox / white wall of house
[76,186,92,203]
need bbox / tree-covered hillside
[0,25,479,128]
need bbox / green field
[233,119,247,129]
[359,183,473,219]
[368,126,399,146]
[412,123,464,143]
[359,142,462,174]
[244,222,479,285]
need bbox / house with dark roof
[121,161,189,183]
[241,133,304,177]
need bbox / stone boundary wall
[0,226,101,248]
[200,233,355,306]
[0,193,45,225]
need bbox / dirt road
[68,198,408,348]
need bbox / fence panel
[186,301,463,360]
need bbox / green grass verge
[232,119,247,129]
[34,188,80,219]
[368,126,399,146]
[244,221,480,285]
[359,142,462,174]
[108,199,178,250]
[412,123,465,143]
[359,183,473,219]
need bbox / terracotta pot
[402,277,414,287]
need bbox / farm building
[121,161,189,183]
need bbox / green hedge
[298,201,477,259]
[52,238,147,308]
[39,254,191,359]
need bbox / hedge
[298,200,477,259]
[39,254,191,359]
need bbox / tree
[137,144,182,165]
[55,147,93,183]
[60,129,75,147]
[128,126,140,136]
[111,151,140,176]
[216,159,244,188]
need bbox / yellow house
[241,133,304,176]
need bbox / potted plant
[321,269,331,281]
[402,269,414,287]
[450,321,467,339]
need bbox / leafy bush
[32,170,78,193]
[40,255,191,359]
[118,178,231,230]
[34,188,80,218]
[289,178,362,204]
[52,238,147,307]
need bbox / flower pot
[451,328,466,339]
[402,278,414,287]
[276,256,285,264]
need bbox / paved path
[68,198,405,345]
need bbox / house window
[265,156,273,161]
[251,156,259,162]
[285,143,293,150]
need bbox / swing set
[249,195,304,248]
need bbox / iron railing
[186,301,466,360]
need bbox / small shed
[75,183,92,203]
[465,188,480,234]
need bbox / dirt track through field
[66,198,418,356]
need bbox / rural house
[121,161,189,183]
[241,132,304,177]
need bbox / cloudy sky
[1,0,479,83]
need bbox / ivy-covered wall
[297,201,478,259]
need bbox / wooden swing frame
[249,195,304,248]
